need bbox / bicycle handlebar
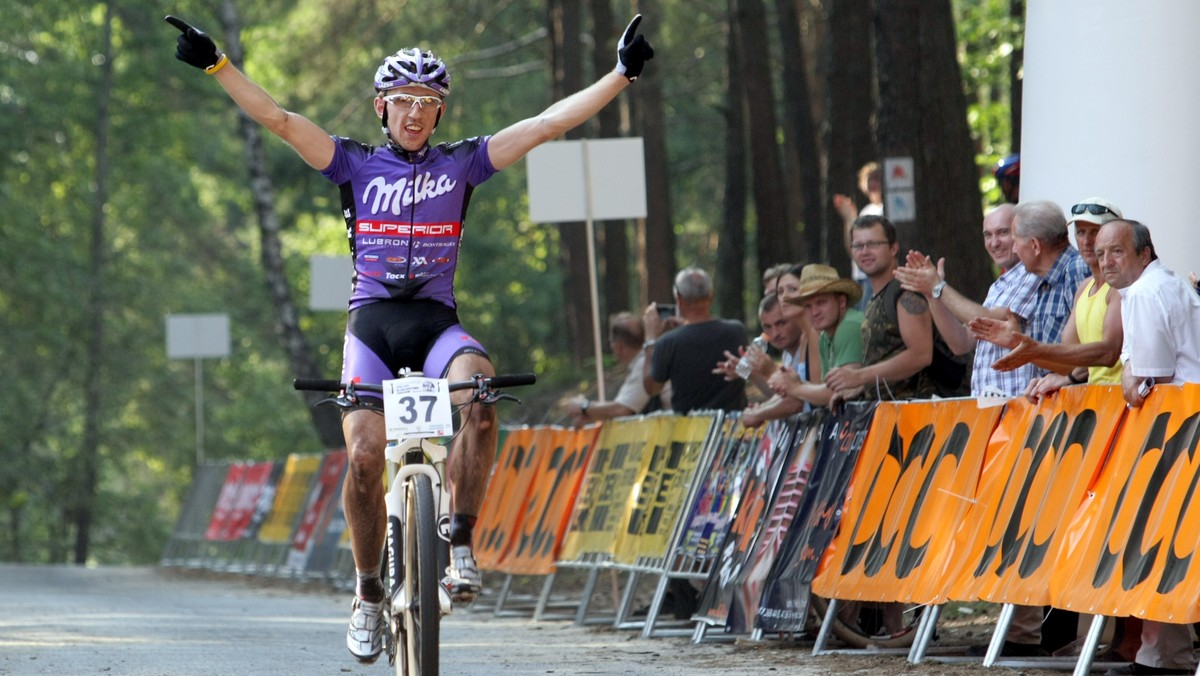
[292,372,537,395]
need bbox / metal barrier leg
[983,603,1016,667]
[639,574,671,639]
[812,598,839,655]
[574,567,601,626]
[614,570,640,628]
[1072,615,1107,676]
[908,604,942,664]
[532,572,556,622]
[492,574,514,617]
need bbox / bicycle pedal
[438,586,453,615]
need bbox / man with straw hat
[768,264,865,408]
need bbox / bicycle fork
[384,442,453,617]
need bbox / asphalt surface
[0,564,829,675]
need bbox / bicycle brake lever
[479,392,522,406]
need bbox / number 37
[395,395,439,424]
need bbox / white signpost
[166,313,231,465]
[526,138,648,399]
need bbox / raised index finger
[621,14,643,45]
[164,15,194,34]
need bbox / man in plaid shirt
[895,203,1040,397]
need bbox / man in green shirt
[769,264,865,407]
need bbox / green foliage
[953,0,1023,206]
[0,0,1017,565]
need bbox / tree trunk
[734,0,793,272]
[718,4,748,321]
[874,0,992,301]
[775,0,824,265]
[590,0,631,318]
[549,0,593,366]
[820,0,877,274]
[75,1,115,566]
[218,0,344,449]
[634,71,675,307]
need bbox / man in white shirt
[566,312,656,423]
[1096,218,1200,676]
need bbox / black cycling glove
[165,15,224,72]
[615,14,654,81]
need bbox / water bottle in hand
[735,335,768,380]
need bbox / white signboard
[383,377,453,440]
[526,138,648,223]
[166,314,230,359]
[310,254,353,311]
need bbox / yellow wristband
[205,53,229,75]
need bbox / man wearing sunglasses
[976,198,1126,400]
[166,12,653,666]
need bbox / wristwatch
[931,281,946,299]
[580,398,590,417]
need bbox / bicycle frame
[383,436,452,617]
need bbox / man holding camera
[642,268,747,415]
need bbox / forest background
[0,0,1021,564]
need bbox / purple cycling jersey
[321,135,498,310]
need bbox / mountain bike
[294,370,535,676]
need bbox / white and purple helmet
[374,48,451,97]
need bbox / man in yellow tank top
[977,197,1126,398]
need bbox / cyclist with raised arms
[165,13,653,665]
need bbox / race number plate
[382,377,453,440]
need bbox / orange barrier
[475,427,540,570]
[946,386,1125,605]
[503,426,598,574]
[812,399,1001,604]
[1052,383,1200,622]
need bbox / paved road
[0,564,829,676]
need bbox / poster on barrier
[503,426,598,575]
[204,462,247,541]
[1051,383,1200,622]
[241,461,284,541]
[475,427,540,569]
[285,450,348,572]
[673,418,766,566]
[693,415,797,627]
[727,412,822,633]
[614,415,715,564]
[221,461,276,541]
[811,399,999,605]
[755,401,877,632]
[945,386,1125,605]
[304,451,350,576]
[257,454,324,544]
[560,417,660,560]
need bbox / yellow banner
[560,417,660,560]
[613,415,715,564]
[257,454,323,544]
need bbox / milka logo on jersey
[356,221,461,237]
[363,172,458,214]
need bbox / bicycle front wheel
[399,474,440,676]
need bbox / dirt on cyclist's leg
[342,408,388,600]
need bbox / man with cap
[768,264,865,408]
[980,198,1126,403]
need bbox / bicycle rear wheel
[398,474,440,676]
